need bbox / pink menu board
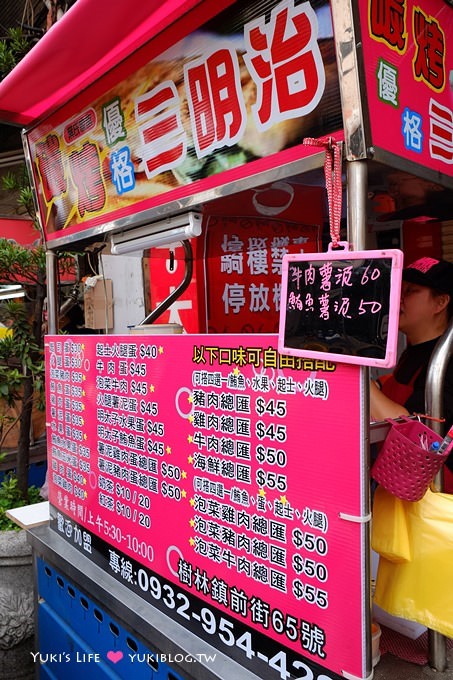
[45,334,367,680]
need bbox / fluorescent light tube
[110,212,202,255]
[0,285,25,300]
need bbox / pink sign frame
[278,247,404,368]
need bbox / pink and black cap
[403,257,453,297]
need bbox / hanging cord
[98,252,110,333]
[303,136,343,248]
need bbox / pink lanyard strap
[303,136,342,248]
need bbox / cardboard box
[84,278,113,329]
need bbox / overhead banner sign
[45,333,367,680]
[25,0,341,245]
[360,0,453,176]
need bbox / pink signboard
[360,0,453,176]
[45,334,367,679]
[25,0,342,244]
[204,215,320,333]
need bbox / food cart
[0,0,452,678]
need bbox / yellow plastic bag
[371,486,411,562]
[374,488,453,638]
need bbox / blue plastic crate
[37,558,187,680]
[0,460,47,487]
[38,602,122,679]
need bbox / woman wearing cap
[370,257,453,422]
[370,257,453,486]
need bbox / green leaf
[0,474,42,531]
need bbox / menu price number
[256,421,287,443]
[147,439,164,455]
[255,445,287,467]
[161,481,182,501]
[292,579,328,609]
[115,483,131,499]
[115,500,151,528]
[161,462,182,480]
[74,486,86,500]
[255,397,287,418]
[256,468,287,492]
[72,470,85,485]
[79,459,90,473]
[292,555,328,582]
[140,400,158,416]
[116,500,132,519]
[136,568,334,680]
[139,344,159,359]
[129,362,147,377]
[131,380,148,396]
[146,420,165,436]
[292,529,328,556]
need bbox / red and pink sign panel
[25,0,341,244]
[46,333,367,679]
[360,0,453,174]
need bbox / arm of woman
[370,380,409,422]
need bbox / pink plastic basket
[371,417,451,501]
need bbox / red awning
[0,0,201,128]
[0,217,39,245]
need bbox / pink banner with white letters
[45,333,366,680]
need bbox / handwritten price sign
[278,248,403,368]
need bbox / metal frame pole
[424,320,453,671]
[330,0,374,664]
[346,158,373,676]
[45,251,59,335]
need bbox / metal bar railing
[45,251,59,335]
[424,317,453,671]
[369,321,453,671]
